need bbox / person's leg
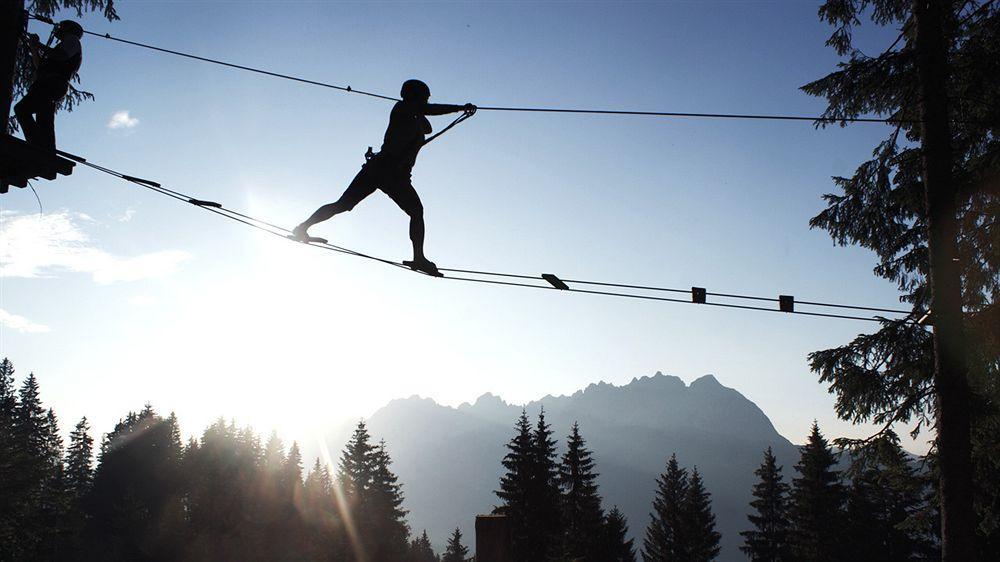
[384,179,426,262]
[35,100,57,150]
[293,165,377,238]
[13,91,41,145]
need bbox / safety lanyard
[422,110,475,147]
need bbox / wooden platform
[0,135,76,194]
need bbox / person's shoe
[403,257,442,277]
[288,224,328,244]
[291,224,309,241]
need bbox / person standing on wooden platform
[14,20,84,150]
[292,79,476,277]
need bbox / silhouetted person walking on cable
[15,20,84,150]
[293,79,476,276]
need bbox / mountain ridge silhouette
[325,372,799,559]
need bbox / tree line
[0,358,980,561]
[0,358,470,562]
[492,413,940,562]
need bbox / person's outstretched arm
[422,103,476,116]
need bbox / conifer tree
[740,447,791,561]
[602,507,637,562]
[559,422,604,561]
[531,408,563,560]
[408,529,438,562]
[65,417,94,501]
[683,468,721,562]
[63,416,94,556]
[801,1,1000,555]
[441,527,470,562]
[88,405,186,560]
[263,431,286,475]
[0,358,15,556]
[496,410,535,559]
[788,422,845,562]
[339,421,374,503]
[338,422,409,562]
[844,432,937,561]
[282,441,304,496]
[642,454,689,562]
[7,374,62,558]
[369,439,410,562]
[302,458,338,560]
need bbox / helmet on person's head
[400,79,430,102]
[56,20,84,39]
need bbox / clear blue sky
[1,2,923,452]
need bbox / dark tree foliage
[63,416,93,556]
[6,374,67,560]
[802,0,1000,553]
[740,447,792,561]
[844,431,939,561]
[302,458,339,559]
[0,362,425,562]
[368,439,411,561]
[495,409,563,562]
[642,454,689,562]
[0,358,19,556]
[603,506,637,562]
[559,422,605,561]
[683,469,721,562]
[65,417,93,501]
[531,408,564,560]
[789,423,846,562]
[408,529,438,562]
[441,527,470,562]
[339,423,410,562]
[87,404,186,561]
[8,1,119,131]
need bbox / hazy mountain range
[324,372,800,560]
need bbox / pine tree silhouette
[559,421,604,561]
[531,408,563,561]
[789,422,845,562]
[369,439,410,562]
[683,468,721,561]
[740,447,791,561]
[8,374,64,559]
[843,431,938,560]
[88,405,186,560]
[64,417,94,556]
[0,358,15,559]
[602,507,637,562]
[642,454,689,562]
[496,410,534,558]
[441,527,470,562]
[495,409,562,562]
[65,417,94,501]
[407,529,438,562]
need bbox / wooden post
[1,0,26,136]
[475,514,513,562]
[913,1,975,560]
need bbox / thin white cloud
[118,209,136,223]
[0,309,50,333]
[107,110,139,130]
[0,211,190,284]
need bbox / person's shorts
[337,157,422,214]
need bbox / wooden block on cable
[0,135,76,194]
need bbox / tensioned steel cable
[27,14,921,125]
[52,151,912,323]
